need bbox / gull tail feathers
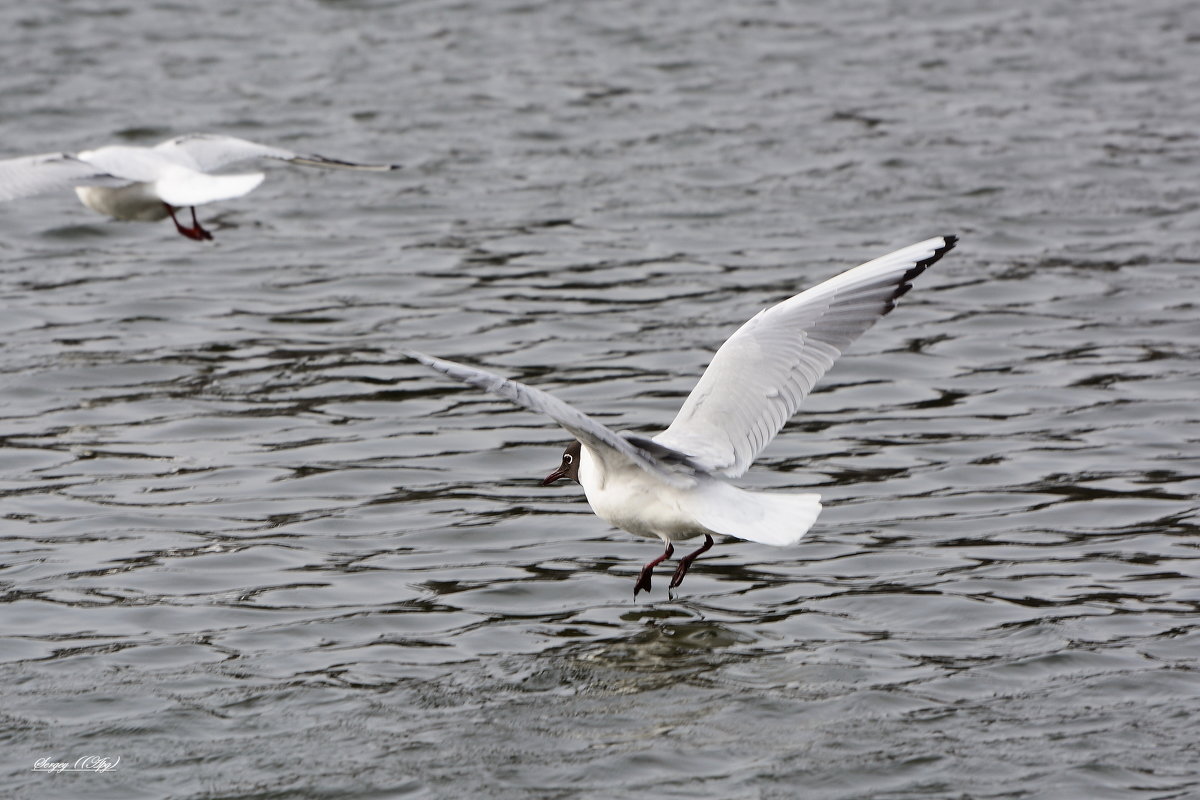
[690,483,822,546]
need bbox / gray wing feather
[407,351,696,489]
[155,134,400,173]
[0,153,126,202]
[653,236,957,477]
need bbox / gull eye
[564,454,574,464]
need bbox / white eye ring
[564,454,574,464]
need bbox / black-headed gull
[408,236,957,596]
[0,133,400,240]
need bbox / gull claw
[633,543,673,598]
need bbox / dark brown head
[542,440,582,485]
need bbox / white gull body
[0,133,399,240]
[409,235,958,595]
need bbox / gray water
[2,0,1198,798]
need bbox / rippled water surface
[3,1,1199,798]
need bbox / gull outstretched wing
[0,153,126,202]
[653,236,957,478]
[155,134,400,173]
[407,351,697,489]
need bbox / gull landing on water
[408,236,957,597]
[0,134,400,241]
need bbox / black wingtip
[886,235,958,313]
[899,234,959,283]
[291,153,402,171]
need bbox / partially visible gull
[0,133,400,240]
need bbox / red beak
[542,468,567,486]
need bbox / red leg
[189,206,213,240]
[669,534,713,590]
[634,542,673,598]
[164,204,212,241]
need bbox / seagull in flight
[0,133,400,240]
[408,236,957,596]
